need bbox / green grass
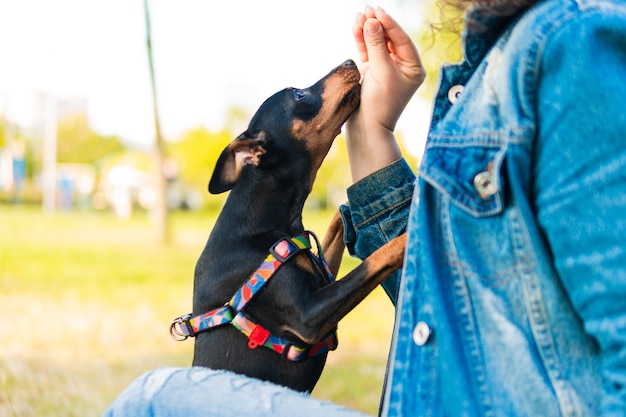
[0,205,394,416]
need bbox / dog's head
[209,60,360,194]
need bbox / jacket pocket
[420,140,507,217]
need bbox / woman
[104,1,626,415]
[343,1,626,415]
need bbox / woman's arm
[534,9,626,414]
[346,6,425,182]
[339,8,423,302]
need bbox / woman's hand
[353,6,425,131]
[346,6,425,182]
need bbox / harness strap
[231,312,338,361]
[170,305,234,340]
[170,232,337,362]
[230,234,313,312]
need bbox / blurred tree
[311,136,351,209]
[312,133,418,210]
[415,0,464,99]
[0,118,5,148]
[169,128,231,187]
[224,105,249,136]
[56,113,124,164]
[144,0,169,243]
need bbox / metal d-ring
[169,314,192,341]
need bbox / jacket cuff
[344,158,416,228]
[340,158,416,255]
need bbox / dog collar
[170,231,338,362]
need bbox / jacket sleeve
[533,7,626,414]
[339,158,416,303]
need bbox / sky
[0,0,431,154]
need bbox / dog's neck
[214,176,309,242]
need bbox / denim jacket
[340,1,626,416]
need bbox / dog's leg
[321,210,345,279]
[289,233,406,344]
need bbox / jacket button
[473,171,498,199]
[412,321,431,346]
[447,84,464,104]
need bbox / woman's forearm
[345,112,403,183]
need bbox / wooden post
[143,0,170,244]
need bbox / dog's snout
[332,59,361,85]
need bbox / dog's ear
[208,131,269,194]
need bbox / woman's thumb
[363,18,389,59]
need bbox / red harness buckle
[248,324,271,349]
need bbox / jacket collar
[461,3,539,66]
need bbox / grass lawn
[0,205,395,416]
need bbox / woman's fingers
[353,12,368,64]
[375,7,424,83]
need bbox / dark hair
[436,0,539,34]
[450,0,539,17]
[450,0,539,20]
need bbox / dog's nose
[342,59,357,68]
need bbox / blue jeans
[103,367,370,417]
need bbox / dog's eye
[294,90,305,101]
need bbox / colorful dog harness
[170,232,338,362]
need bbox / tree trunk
[143,0,169,244]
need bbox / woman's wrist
[345,111,402,183]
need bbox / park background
[0,0,461,415]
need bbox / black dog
[171,60,406,393]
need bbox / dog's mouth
[331,60,361,117]
[340,83,361,109]
[332,84,361,136]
